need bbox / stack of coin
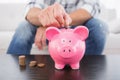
[19,55,26,66]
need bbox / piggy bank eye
[63,40,65,42]
[69,40,71,43]
[61,39,66,43]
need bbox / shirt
[25,0,101,17]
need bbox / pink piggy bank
[46,26,89,69]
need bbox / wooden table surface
[0,54,120,80]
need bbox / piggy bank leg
[55,63,65,69]
[70,63,79,69]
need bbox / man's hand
[53,3,72,27]
[35,27,47,50]
[38,3,72,28]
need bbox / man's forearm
[26,7,42,26]
[69,9,92,26]
[26,7,92,27]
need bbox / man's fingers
[35,41,43,50]
[53,4,65,27]
[41,33,47,47]
[64,13,72,27]
[35,27,47,50]
[38,12,49,27]
[47,6,61,27]
[35,33,43,50]
[53,3,72,28]
[47,14,60,27]
[35,39,43,50]
[55,15,64,27]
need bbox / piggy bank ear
[73,26,89,40]
[46,27,60,40]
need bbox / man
[7,0,108,55]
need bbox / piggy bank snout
[62,46,73,53]
[59,46,75,58]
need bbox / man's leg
[84,18,109,55]
[7,20,37,55]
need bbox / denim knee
[7,20,37,54]
[84,18,109,55]
[15,21,37,44]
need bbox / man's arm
[26,3,71,28]
[69,0,100,26]
[69,8,92,26]
[26,7,42,26]
[26,7,92,27]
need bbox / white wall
[0,0,28,3]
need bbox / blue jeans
[7,18,108,55]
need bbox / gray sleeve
[24,0,45,18]
[76,0,101,17]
